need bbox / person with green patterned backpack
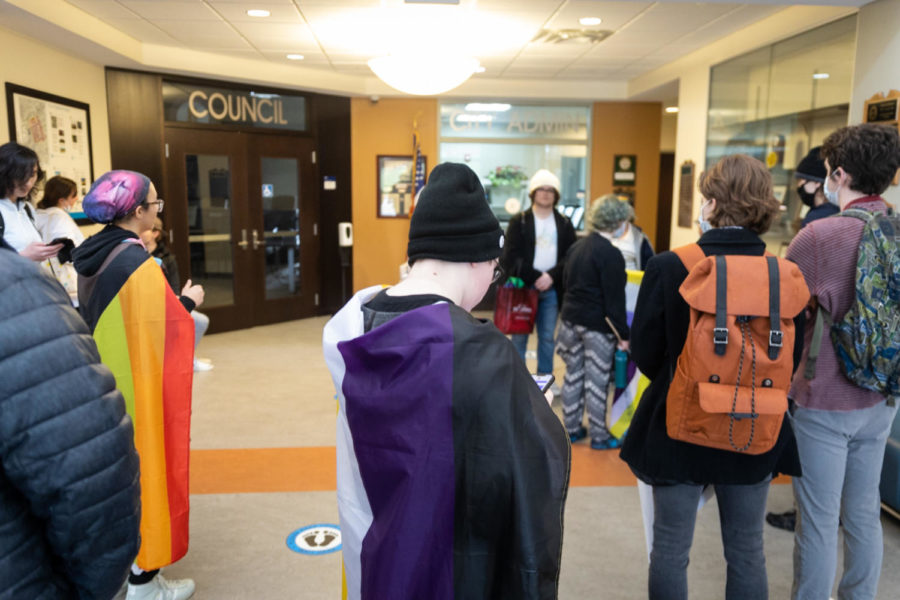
[786,123,900,600]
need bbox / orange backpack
[666,244,810,454]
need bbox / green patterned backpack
[806,208,900,403]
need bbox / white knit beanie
[528,169,560,195]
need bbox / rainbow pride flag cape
[81,240,194,571]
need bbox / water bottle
[614,349,629,389]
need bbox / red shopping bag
[494,286,539,334]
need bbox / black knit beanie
[407,162,504,263]
[794,146,826,182]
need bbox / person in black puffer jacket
[0,250,141,599]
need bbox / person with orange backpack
[620,154,809,599]
[786,124,900,600]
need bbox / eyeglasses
[492,260,505,283]
[147,199,165,213]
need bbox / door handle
[252,229,261,250]
[238,229,249,250]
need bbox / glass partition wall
[439,103,591,229]
[706,16,856,251]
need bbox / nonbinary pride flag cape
[324,286,570,600]
[608,269,650,438]
[81,241,194,571]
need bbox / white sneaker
[126,574,195,600]
[193,358,214,372]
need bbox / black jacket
[619,227,802,485]
[0,251,141,599]
[501,208,577,299]
[559,233,629,339]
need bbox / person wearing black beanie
[793,145,838,229]
[407,162,504,264]
[322,162,570,600]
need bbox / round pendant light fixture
[367,54,480,96]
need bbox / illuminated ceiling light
[246,9,270,18]
[812,72,830,79]
[474,66,486,73]
[465,103,510,112]
[665,106,679,113]
[286,54,305,60]
[368,55,480,95]
[579,17,602,26]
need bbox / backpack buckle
[769,330,783,347]
[713,328,729,346]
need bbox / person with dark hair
[500,168,576,377]
[0,250,141,599]
[620,154,803,599]
[34,175,84,305]
[556,196,630,450]
[72,170,204,600]
[794,146,839,230]
[0,141,61,262]
[324,163,569,600]
[787,123,900,600]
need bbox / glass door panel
[260,156,301,299]
[185,154,235,307]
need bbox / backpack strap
[766,256,783,360]
[803,307,833,380]
[672,243,706,271]
[839,207,873,223]
[714,255,728,355]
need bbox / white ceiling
[60,1,807,81]
[2,1,870,97]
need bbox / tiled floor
[156,316,900,599]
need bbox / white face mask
[823,172,841,206]
[697,200,713,234]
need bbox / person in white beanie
[500,168,576,376]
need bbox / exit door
[165,127,320,332]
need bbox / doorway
[165,127,319,332]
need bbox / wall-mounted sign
[440,104,589,141]
[613,155,636,186]
[162,81,306,131]
[678,160,695,229]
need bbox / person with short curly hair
[592,194,655,270]
[621,154,803,599]
[787,123,900,599]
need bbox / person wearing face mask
[621,154,804,599]
[0,142,62,261]
[594,194,655,270]
[785,124,900,600]
[794,146,838,230]
[34,176,85,305]
[500,169,577,377]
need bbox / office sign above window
[162,81,307,131]
[440,103,589,141]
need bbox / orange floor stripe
[190,446,791,494]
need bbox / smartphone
[531,373,555,393]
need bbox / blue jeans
[790,401,898,600]
[511,289,557,374]
[649,479,771,600]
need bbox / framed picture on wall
[377,155,424,218]
[5,83,94,223]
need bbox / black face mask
[796,183,819,208]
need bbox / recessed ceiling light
[812,72,830,79]
[286,54,304,60]
[247,9,270,18]
[465,103,510,112]
[665,106,679,113]
[579,17,602,26]
[474,66,486,73]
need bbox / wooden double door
[165,127,319,332]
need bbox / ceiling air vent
[532,29,613,44]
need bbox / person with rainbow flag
[73,170,203,600]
